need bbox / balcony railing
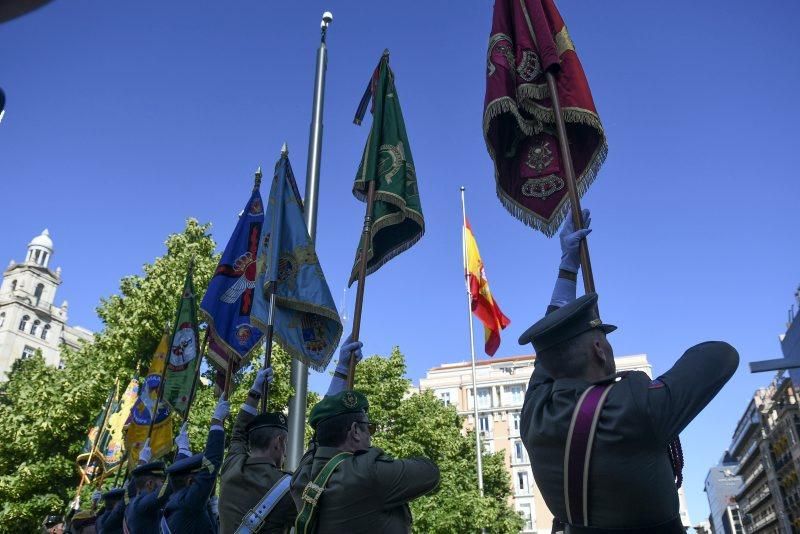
[742,487,772,513]
[750,511,777,531]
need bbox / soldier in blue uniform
[123,459,169,533]
[518,210,739,533]
[160,395,230,533]
[95,488,125,534]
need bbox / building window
[479,415,491,433]
[518,503,533,531]
[439,391,451,405]
[506,384,524,405]
[31,319,41,336]
[510,412,521,435]
[41,324,51,340]
[34,284,44,306]
[21,345,36,360]
[19,314,30,331]
[517,470,529,493]
[0,312,4,327]
[514,440,526,464]
[11,280,17,292]
[477,387,491,409]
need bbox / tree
[0,220,220,532]
[351,348,525,533]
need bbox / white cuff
[210,425,224,432]
[178,447,192,457]
[241,403,258,416]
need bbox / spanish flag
[464,219,510,355]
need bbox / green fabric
[308,391,369,430]
[163,264,201,418]
[295,452,352,534]
[349,55,424,286]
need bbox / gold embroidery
[555,27,575,56]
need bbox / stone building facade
[0,229,93,377]
[419,353,692,533]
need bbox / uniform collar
[552,372,621,392]
[244,457,279,468]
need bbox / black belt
[565,516,684,534]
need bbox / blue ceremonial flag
[200,173,266,373]
[252,150,343,372]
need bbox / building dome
[28,229,53,251]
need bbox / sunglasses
[355,420,377,435]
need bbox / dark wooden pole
[181,328,209,425]
[261,295,276,413]
[347,179,377,389]
[545,71,596,294]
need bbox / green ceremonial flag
[349,52,424,286]
[163,262,201,418]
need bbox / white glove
[70,497,81,511]
[91,490,102,506]
[559,209,592,273]
[212,396,230,422]
[250,367,274,395]
[209,495,219,516]
[175,422,191,456]
[335,335,363,376]
[138,438,152,464]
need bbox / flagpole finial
[321,11,333,42]
[281,142,288,156]
[460,186,465,192]
[254,166,263,189]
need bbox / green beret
[518,293,616,352]
[309,390,369,430]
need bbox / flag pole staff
[346,178,376,390]
[544,72,595,294]
[287,10,333,471]
[112,452,128,487]
[460,187,485,497]
[146,320,172,441]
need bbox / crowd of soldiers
[42,213,738,534]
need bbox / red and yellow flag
[464,219,510,355]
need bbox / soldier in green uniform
[218,366,297,534]
[290,338,440,534]
[519,210,739,533]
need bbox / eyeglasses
[356,420,377,435]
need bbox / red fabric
[484,0,607,236]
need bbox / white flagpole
[460,186,484,498]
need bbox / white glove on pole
[327,335,364,396]
[175,422,191,457]
[211,396,230,430]
[559,208,592,273]
[138,438,152,464]
[249,367,274,395]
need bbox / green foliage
[351,349,525,533]
[0,219,524,533]
[0,220,219,533]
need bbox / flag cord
[261,291,277,413]
[460,187,485,499]
[347,178,377,390]
[544,71,595,294]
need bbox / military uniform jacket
[124,479,173,534]
[290,446,440,534]
[521,341,738,529]
[96,500,124,534]
[162,428,225,534]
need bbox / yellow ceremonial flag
[124,333,173,467]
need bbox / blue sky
[2,0,799,525]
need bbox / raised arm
[326,336,363,397]
[221,368,273,474]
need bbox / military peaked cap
[131,461,166,478]
[102,488,125,501]
[309,390,369,430]
[167,452,205,476]
[246,412,289,433]
[518,293,616,352]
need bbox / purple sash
[564,383,614,527]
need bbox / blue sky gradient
[2,0,799,524]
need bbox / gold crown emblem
[342,392,358,409]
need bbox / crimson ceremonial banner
[483,0,606,236]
